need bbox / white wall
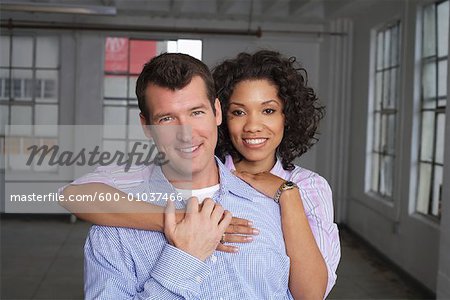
[334,0,450,294]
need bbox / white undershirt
[175,184,220,203]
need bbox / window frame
[366,20,402,202]
[414,0,448,220]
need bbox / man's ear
[140,113,153,139]
[214,98,222,126]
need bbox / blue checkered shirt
[83,159,293,299]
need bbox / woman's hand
[217,216,259,253]
[233,170,285,199]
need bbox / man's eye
[231,110,245,116]
[263,108,276,114]
[159,116,173,123]
[192,111,205,116]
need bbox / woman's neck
[234,156,276,174]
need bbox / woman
[62,50,339,299]
[213,50,339,299]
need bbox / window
[0,35,60,171]
[416,0,448,219]
[102,37,202,152]
[367,21,401,199]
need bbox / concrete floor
[1,214,434,300]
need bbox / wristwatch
[273,181,298,203]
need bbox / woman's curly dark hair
[213,50,325,171]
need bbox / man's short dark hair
[136,53,216,122]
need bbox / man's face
[140,76,222,183]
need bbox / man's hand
[164,197,232,261]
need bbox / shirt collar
[216,157,256,202]
[148,157,256,202]
[225,154,285,176]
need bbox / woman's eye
[263,108,276,114]
[231,110,245,116]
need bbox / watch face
[282,181,295,190]
[285,181,295,187]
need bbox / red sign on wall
[104,37,157,74]
[130,40,157,74]
[104,37,128,73]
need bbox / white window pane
[12,36,33,68]
[438,96,447,108]
[128,108,145,140]
[104,99,127,106]
[156,41,170,54]
[376,32,383,70]
[390,25,399,66]
[388,69,397,108]
[381,155,393,198]
[1,36,10,67]
[36,70,58,103]
[437,0,449,57]
[371,153,379,192]
[423,4,436,58]
[167,41,177,53]
[422,62,436,103]
[0,69,11,100]
[432,165,443,217]
[386,114,396,154]
[104,76,127,98]
[177,40,202,60]
[128,76,138,99]
[420,112,435,161]
[435,113,445,164]
[389,68,399,108]
[32,138,58,172]
[417,163,432,214]
[383,71,390,107]
[7,136,32,171]
[34,105,58,137]
[11,69,33,101]
[381,114,387,153]
[103,106,126,139]
[36,36,59,68]
[0,104,8,134]
[10,106,32,135]
[383,30,391,68]
[438,59,447,98]
[373,112,381,152]
[375,73,382,110]
[102,139,126,155]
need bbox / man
[80,53,292,299]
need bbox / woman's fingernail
[246,236,254,242]
[253,228,260,235]
[232,246,239,252]
[247,220,253,226]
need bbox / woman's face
[226,79,285,166]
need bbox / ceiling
[1,0,368,26]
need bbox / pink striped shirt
[225,155,340,296]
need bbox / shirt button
[210,255,217,263]
[195,276,202,284]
